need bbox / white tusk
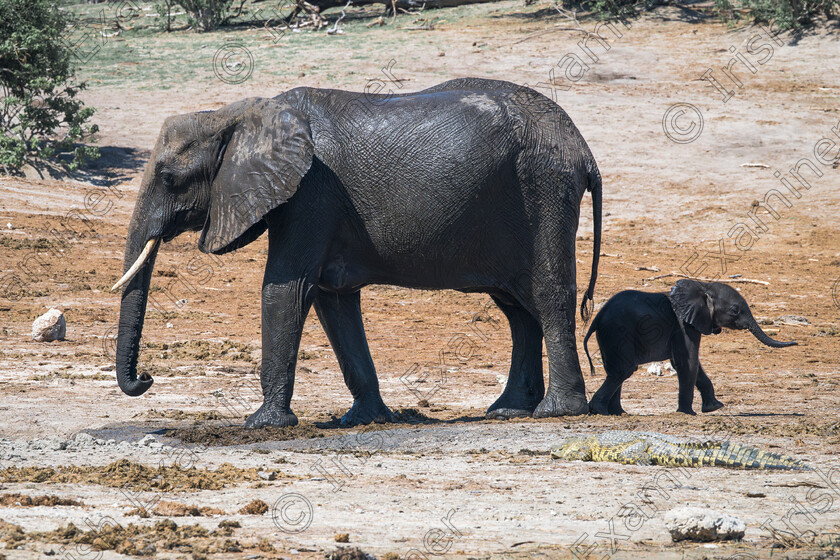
[111,238,160,292]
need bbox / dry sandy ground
[0,3,839,559]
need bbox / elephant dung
[31,308,66,342]
[665,507,745,542]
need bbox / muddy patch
[168,408,443,447]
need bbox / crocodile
[551,431,808,470]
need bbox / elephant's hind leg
[486,296,545,419]
[314,291,395,426]
[532,284,589,418]
[589,362,633,415]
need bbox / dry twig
[645,272,770,285]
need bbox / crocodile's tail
[648,441,808,470]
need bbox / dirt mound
[127,500,226,517]
[0,518,260,555]
[0,493,83,507]
[238,499,268,515]
[0,460,263,491]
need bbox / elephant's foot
[533,390,588,418]
[486,391,541,420]
[588,399,611,415]
[245,403,299,429]
[676,407,697,416]
[701,400,724,413]
[340,397,396,427]
[486,407,533,420]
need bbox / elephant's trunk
[114,224,160,397]
[746,315,797,348]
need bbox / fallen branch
[326,0,352,33]
[513,25,602,44]
[645,272,770,285]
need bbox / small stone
[73,433,96,447]
[665,507,745,542]
[776,315,810,326]
[166,322,173,328]
[6,223,13,230]
[31,309,66,342]
[47,437,68,451]
[138,434,157,447]
[647,362,676,376]
[258,471,276,481]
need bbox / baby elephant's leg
[696,365,724,413]
[669,326,710,414]
[607,384,627,415]
[590,359,635,415]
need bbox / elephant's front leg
[314,291,395,426]
[245,279,317,429]
[669,329,701,415]
[696,364,724,413]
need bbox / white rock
[776,315,810,326]
[32,308,66,342]
[646,362,676,376]
[73,433,97,447]
[6,223,13,230]
[138,434,158,447]
[665,507,745,542]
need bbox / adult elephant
[112,78,603,428]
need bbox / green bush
[155,0,178,32]
[176,0,244,31]
[714,0,839,30]
[0,0,99,174]
[561,0,838,28]
[559,0,661,20]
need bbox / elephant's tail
[580,169,602,324]
[583,314,598,378]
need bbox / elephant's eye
[729,305,740,316]
[160,171,174,188]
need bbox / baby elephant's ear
[669,279,714,335]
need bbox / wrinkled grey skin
[584,279,797,415]
[115,78,603,428]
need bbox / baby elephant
[584,279,796,415]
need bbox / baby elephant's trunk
[747,317,797,348]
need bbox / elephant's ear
[199,99,314,254]
[669,279,714,335]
